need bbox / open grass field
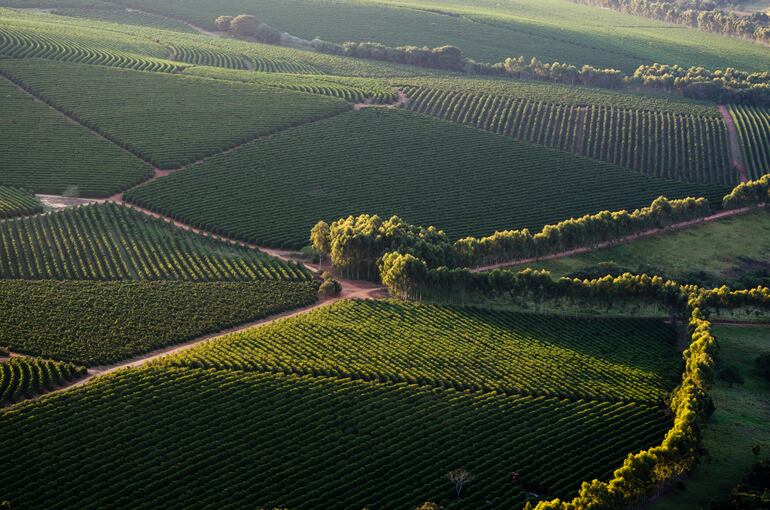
[165,299,680,402]
[0,203,312,281]
[505,208,770,288]
[0,58,350,169]
[125,108,728,248]
[0,76,153,196]
[0,280,318,364]
[58,0,770,72]
[651,325,770,510]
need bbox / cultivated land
[0,312,672,508]
[506,208,770,288]
[17,0,769,72]
[125,108,727,248]
[0,202,312,281]
[165,299,681,402]
[0,1,769,509]
[651,325,770,509]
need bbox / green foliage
[0,365,670,508]
[723,174,770,209]
[125,108,725,249]
[0,356,86,405]
[0,77,153,197]
[0,187,42,219]
[0,202,312,281]
[164,299,680,403]
[406,87,734,185]
[729,105,770,180]
[0,280,318,364]
[0,58,350,169]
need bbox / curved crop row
[0,186,43,219]
[0,356,86,405]
[0,25,178,73]
[729,104,770,180]
[169,45,246,70]
[0,202,312,281]
[165,299,679,403]
[0,366,669,508]
[404,87,734,185]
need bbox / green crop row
[0,58,350,169]
[165,299,680,403]
[0,356,86,405]
[0,202,312,281]
[125,108,729,248]
[0,279,318,364]
[730,104,770,180]
[0,77,153,196]
[405,86,734,185]
[0,366,669,508]
[0,186,43,219]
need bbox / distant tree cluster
[316,41,465,71]
[566,0,770,45]
[214,14,281,44]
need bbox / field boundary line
[471,205,760,272]
[719,104,749,182]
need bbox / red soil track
[719,104,749,182]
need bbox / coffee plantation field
[0,365,670,508]
[0,77,153,196]
[0,203,311,281]
[0,356,86,405]
[166,299,680,403]
[54,7,200,33]
[0,202,312,281]
[97,0,770,72]
[0,186,42,219]
[729,105,770,180]
[0,280,318,364]
[0,58,351,169]
[405,87,734,185]
[125,108,729,248]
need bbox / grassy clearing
[506,209,770,288]
[651,325,770,509]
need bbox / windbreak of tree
[723,173,770,208]
[312,196,712,277]
[567,0,770,45]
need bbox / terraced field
[0,186,42,219]
[0,59,350,169]
[0,280,318,364]
[125,108,729,248]
[0,202,312,281]
[0,76,153,196]
[0,356,86,405]
[729,105,770,180]
[0,365,670,509]
[54,7,199,33]
[167,299,680,402]
[405,87,734,185]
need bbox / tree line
[566,0,770,45]
[723,173,770,209]
[310,196,712,278]
[212,16,770,106]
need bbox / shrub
[230,15,259,38]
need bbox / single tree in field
[230,14,259,37]
[310,220,330,270]
[214,15,234,31]
[447,468,473,498]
